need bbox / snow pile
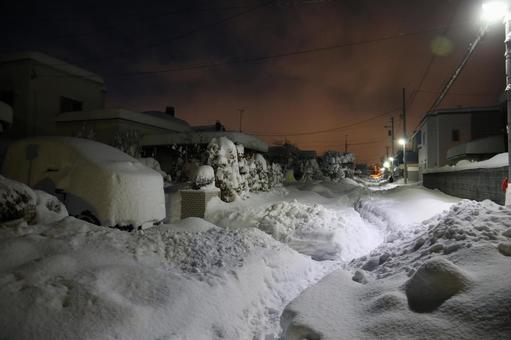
[33,190,68,225]
[356,185,460,235]
[256,200,383,261]
[137,157,172,183]
[352,199,511,278]
[300,159,322,182]
[0,217,330,340]
[281,199,511,339]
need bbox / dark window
[0,90,14,106]
[60,96,82,113]
[452,129,460,142]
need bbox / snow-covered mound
[356,185,460,235]
[0,217,330,340]
[256,200,383,261]
[281,199,511,339]
[352,199,511,278]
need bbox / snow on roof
[447,135,505,160]
[56,108,193,133]
[0,51,104,84]
[142,131,269,152]
[424,152,508,174]
[0,100,13,125]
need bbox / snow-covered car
[1,137,165,228]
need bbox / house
[412,106,505,174]
[0,52,105,138]
[56,106,193,146]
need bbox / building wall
[423,167,507,205]
[436,114,471,167]
[0,59,105,138]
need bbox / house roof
[56,108,193,133]
[0,51,104,84]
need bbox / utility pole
[385,146,389,159]
[384,116,395,156]
[238,109,244,132]
[344,134,348,153]
[402,88,408,184]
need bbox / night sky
[1,0,506,163]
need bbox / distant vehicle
[2,137,165,229]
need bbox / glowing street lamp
[398,138,408,184]
[481,1,511,189]
[383,161,390,169]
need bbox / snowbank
[282,199,511,339]
[257,200,383,261]
[356,185,460,235]
[0,217,330,340]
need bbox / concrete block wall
[423,166,507,205]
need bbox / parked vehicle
[2,137,165,228]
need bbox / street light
[398,138,407,184]
[383,161,390,169]
[481,1,511,200]
[389,157,394,162]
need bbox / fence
[423,166,507,205]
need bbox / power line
[249,107,400,137]
[36,20,472,79]
[63,0,278,66]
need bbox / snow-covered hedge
[320,151,355,181]
[193,165,216,190]
[206,137,283,202]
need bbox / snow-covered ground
[282,197,511,339]
[2,175,510,339]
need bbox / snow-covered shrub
[321,151,355,181]
[193,165,216,190]
[207,137,241,202]
[254,153,270,191]
[113,130,142,158]
[300,159,322,182]
[269,163,284,187]
[0,176,68,225]
[0,175,36,223]
[138,157,172,183]
[236,144,250,198]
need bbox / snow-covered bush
[0,175,36,223]
[207,137,241,202]
[320,151,355,181]
[300,159,322,182]
[0,175,68,225]
[193,165,216,190]
[236,144,250,198]
[269,163,284,187]
[254,153,270,191]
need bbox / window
[60,96,82,113]
[452,129,460,142]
